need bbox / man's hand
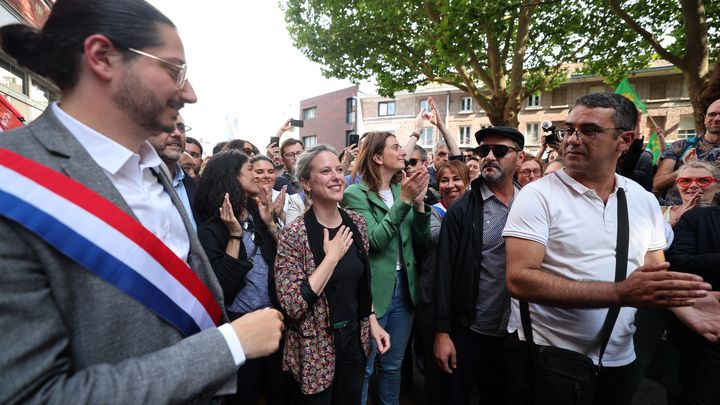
[230,308,284,359]
[434,332,457,374]
[615,262,711,308]
[672,291,720,343]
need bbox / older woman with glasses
[342,131,431,404]
[664,161,720,405]
[517,154,544,187]
[662,161,720,228]
[194,150,286,405]
[275,144,389,404]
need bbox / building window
[303,135,317,148]
[677,115,696,140]
[527,94,541,108]
[460,97,472,112]
[303,107,317,120]
[378,101,396,116]
[649,81,667,100]
[459,126,471,145]
[419,99,429,113]
[526,123,540,144]
[0,59,25,94]
[419,127,434,146]
[551,88,567,106]
[346,98,356,123]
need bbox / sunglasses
[675,176,717,189]
[476,144,521,158]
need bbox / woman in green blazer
[342,131,431,404]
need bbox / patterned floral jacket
[274,210,372,395]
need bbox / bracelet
[370,311,376,315]
[409,132,420,140]
[228,234,243,240]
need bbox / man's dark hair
[212,141,228,155]
[225,139,259,155]
[413,145,428,161]
[185,136,203,155]
[280,138,304,156]
[574,93,638,134]
[0,0,173,91]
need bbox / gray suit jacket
[0,110,236,404]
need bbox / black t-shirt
[325,225,365,323]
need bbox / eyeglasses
[283,151,303,159]
[476,144,521,158]
[176,123,191,133]
[127,47,188,90]
[675,176,717,189]
[242,148,257,156]
[519,168,542,177]
[558,126,627,142]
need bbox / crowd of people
[1,1,720,405]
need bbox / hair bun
[0,24,48,74]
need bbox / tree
[282,0,596,128]
[582,0,719,133]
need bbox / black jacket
[197,204,278,310]
[433,177,485,333]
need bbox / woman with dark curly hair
[194,149,286,405]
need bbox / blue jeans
[361,271,414,405]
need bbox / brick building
[298,85,359,152]
[0,0,57,123]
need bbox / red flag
[0,93,25,132]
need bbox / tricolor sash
[0,147,221,336]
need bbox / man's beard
[481,162,507,183]
[113,68,177,134]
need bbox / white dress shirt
[51,103,245,367]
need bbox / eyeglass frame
[176,123,191,133]
[126,47,188,91]
[283,151,303,159]
[675,176,717,189]
[518,168,542,177]
[557,126,629,142]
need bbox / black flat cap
[474,126,524,149]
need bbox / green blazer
[343,182,431,317]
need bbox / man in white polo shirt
[502,93,720,405]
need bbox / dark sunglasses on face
[675,176,717,189]
[476,144,521,158]
[406,158,419,166]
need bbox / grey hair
[295,144,339,182]
[678,161,720,182]
[573,93,638,133]
[433,139,448,153]
[413,145,428,161]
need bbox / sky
[147,1,360,155]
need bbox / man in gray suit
[0,0,283,403]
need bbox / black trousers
[670,317,720,405]
[504,332,633,405]
[442,323,507,405]
[292,321,366,405]
[415,302,450,405]
[225,349,289,405]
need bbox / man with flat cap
[433,126,525,404]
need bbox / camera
[542,121,561,145]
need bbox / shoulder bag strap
[596,187,629,368]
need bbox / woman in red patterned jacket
[275,144,390,404]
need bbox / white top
[502,169,666,366]
[378,188,402,272]
[52,103,245,367]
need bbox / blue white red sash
[0,147,221,336]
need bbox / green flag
[615,78,647,114]
[646,131,661,165]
